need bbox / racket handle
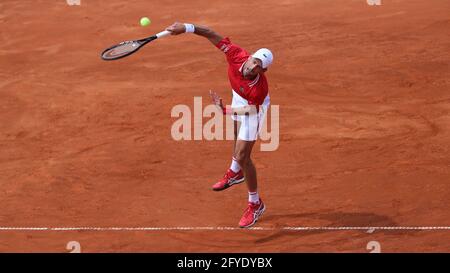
[156,30,171,39]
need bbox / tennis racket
[101,30,171,61]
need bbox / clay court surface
[1,0,449,252]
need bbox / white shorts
[231,90,270,141]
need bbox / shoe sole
[239,203,266,228]
[212,177,245,191]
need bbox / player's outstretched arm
[166,22,223,46]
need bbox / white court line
[0,226,449,231]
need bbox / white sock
[230,157,241,173]
[248,192,260,204]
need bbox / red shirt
[215,37,269,106]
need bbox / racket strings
[102,40,142,60]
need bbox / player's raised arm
[166,22,223,46]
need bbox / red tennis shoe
[212,169,245,191]
[239,199,266,228]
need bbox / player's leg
[234,139,265,228]
[211,119,245,191]
[245,158,257,192]
[233,140,256,191]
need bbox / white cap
[252,48,273,69]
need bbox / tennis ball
[140,17,151,27]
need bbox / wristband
[223,106,232,115]
[184,23,195,33]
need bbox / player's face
[242,57,264,79]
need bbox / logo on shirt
[239,86,244,92]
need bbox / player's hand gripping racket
[101,30,171,61]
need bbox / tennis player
[166,22,273,228]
